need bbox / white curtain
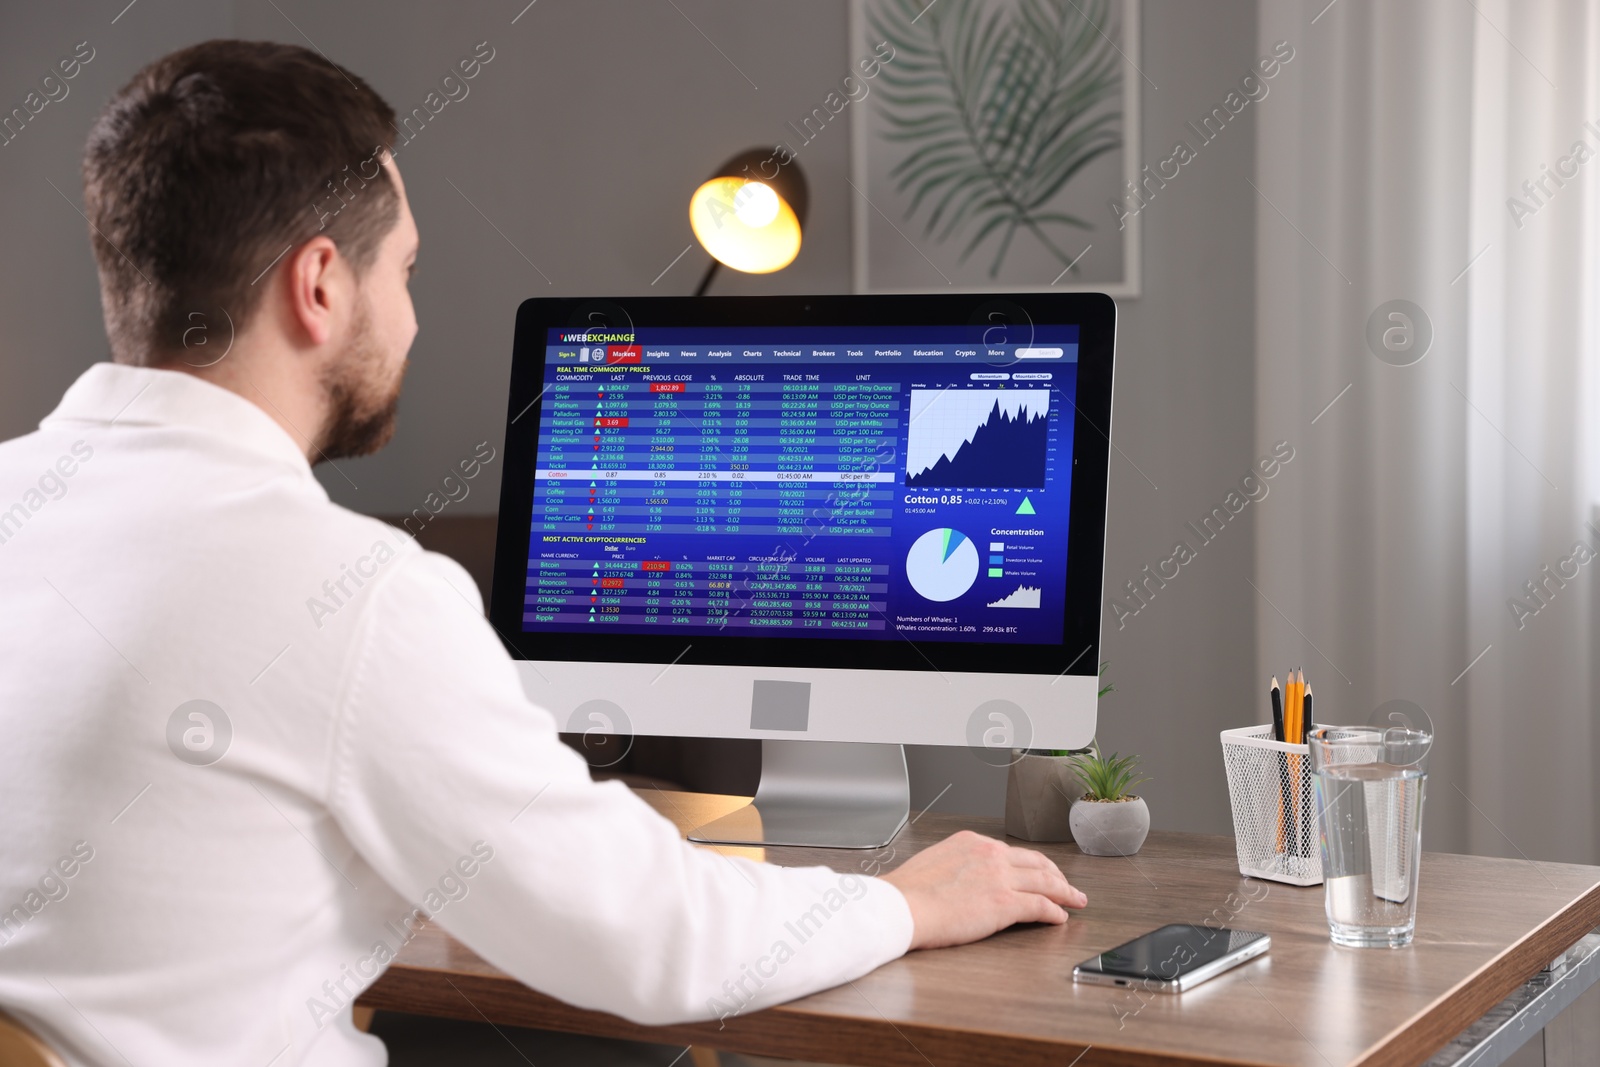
[1255,0,1599,863]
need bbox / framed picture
[849,0,1140,296]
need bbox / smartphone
[1072,924,1270,993]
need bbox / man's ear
[284,236,342,346]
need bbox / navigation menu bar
[549,343,1079,365]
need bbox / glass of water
[1307,725,1430,948]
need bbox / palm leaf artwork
[867,0,1123,278]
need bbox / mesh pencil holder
[1220,724,1323,886]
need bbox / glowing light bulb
[732,181,780,228]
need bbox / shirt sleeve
[325,549,915,1026]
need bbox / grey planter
[1003,750,1078,842]
[1069,795,1150,856]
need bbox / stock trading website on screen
[521,324,1078,645]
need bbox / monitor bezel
[489,293,1114,677]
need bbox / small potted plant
[1065,743,1151,856]
[1003,665,1115,843]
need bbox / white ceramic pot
[1003,751,1078,842]
[1069,795,1150,856]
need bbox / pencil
[1298,676,1314,857]
[1286,671,1299,739]
[1270,677,1284,742]
[1290,669,1303,741]
[1287,668,1302,857]
[1271,677,1286,854]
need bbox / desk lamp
[687,148,808,296]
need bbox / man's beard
[315,300,406,462]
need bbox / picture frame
[849,0,1142,296]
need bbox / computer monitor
[490,294,1115,847]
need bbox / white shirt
[0,364,913,1067]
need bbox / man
[0,40,1086,1065]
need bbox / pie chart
[906,528,980,602]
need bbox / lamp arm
[693,257,721,298]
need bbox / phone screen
[1082,924,1268,981]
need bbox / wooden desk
[358,790,1600,1067]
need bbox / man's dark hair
[83,40,399,366]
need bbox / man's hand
[881,830,1088,950]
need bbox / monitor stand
[687,739,910,849]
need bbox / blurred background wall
[2,0,1272,837]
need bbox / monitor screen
[490,295,1113,679]
[523,325,1076,645]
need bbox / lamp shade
[689,148,808,274]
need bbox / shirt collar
[41,362,316,476]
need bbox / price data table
[528,374,900,631]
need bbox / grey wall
[0,1,231,436]
[0,0,1260,833]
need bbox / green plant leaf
[1065,738,1149,801]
